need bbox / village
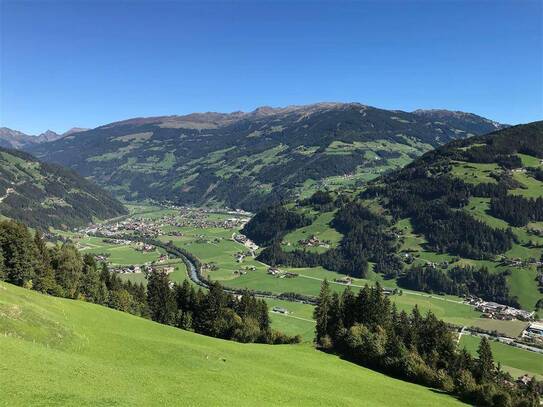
[81,206,252,240]
[466,296,536,321]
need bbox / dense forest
[398,265,519,307]
[0,219,298,345]
[0,147,127,229]
[314,280,541,407]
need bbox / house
[268,267,281,275]
[272,306,288,314]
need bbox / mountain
[26,102,505,210]
[0,127,36,149]
[0,281,465,406]
[243,121,543,310]
[0,127,87,149]
[0,147,127,229]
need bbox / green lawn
[282,211,343,253]
[0,282,466,406]
[77,236,163,265]
[508,267,542,311]
[450,161,500,184]
[459,335,543,379]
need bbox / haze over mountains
[22,102,504,210]
[0,127,88,149]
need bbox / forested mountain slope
[0,147,127,229]
[0,282,467,406]
[27,102,503,210]
[243,121,543,310]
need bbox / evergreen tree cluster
[146,276,300,344]
[0,220,148,315]
[314,280,540,407]
[490,195,543,227]
[241,204,312,246]
[398,265,519,307]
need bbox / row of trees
[147,276,300,344]
[314,280,540,406]
[0,219,298,345]
[398,265,519,307]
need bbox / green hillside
[26,103,503,210]
[0,147,126,229]
[0,282,465,406]
[243,121,543,311]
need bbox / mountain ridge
[26,102,506,210]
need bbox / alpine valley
[24,102,504,210]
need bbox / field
[459,335,543,379]
[61,206,541,376]
[0,282,466,406]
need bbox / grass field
[0,282,466,406]
[282,211,342,253]
[76,236,163,265]
[459,335,543,379]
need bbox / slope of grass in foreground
[0,283,465,406]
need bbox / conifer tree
[476,337,495,383]
[314,279,332,346]
[147,270,176,324]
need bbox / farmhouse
[272,306,288,314]
[523,321,543,341]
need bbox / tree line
[398,265,520,308]
[314,280,541,406]
[0,219,298,345]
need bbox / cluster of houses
[267,267,298,279]
[498,256,543,268]
[298,235,330,249]
[109,264,175,276]
[233,233,259,251]
[466,297,535,321]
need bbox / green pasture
[0,282,466,406]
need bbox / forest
[398,265,519,307]
[314,280,541,407]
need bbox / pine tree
[147,271,176,325]
[33,231,58,294]
[314,279,332,346]
[476,336,495,383]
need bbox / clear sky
[1,0,541,134]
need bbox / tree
[314,279,332,346]
[476,336,495,383]
[147,271,176,325]
[0,220,37,286]
[53,244,83,298]
[33,231,59,294]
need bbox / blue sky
[1,0,541,134]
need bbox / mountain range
[0,127,88,149]
[22,102,504,210]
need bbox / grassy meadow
[0,282,467,406]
